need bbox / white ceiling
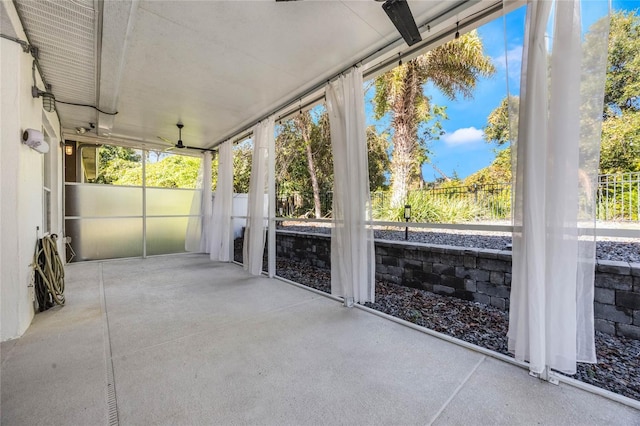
[12,0,507,151]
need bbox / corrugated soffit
[15,0,97,127]
[0,2,18,38]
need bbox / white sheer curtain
[210,142,233,261]
[326,68,375,306]
[508,0,610,375]
[201,152,213,253]
[185,152,210,252]
[243,118,274,275]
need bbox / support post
[529,366,559,385]
[267,125,276,278]
[142,150,147,259]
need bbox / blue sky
[365,0,639,182]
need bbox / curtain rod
[222,94,327,146]
[209,0,503,149]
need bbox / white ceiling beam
[96,0,139,137]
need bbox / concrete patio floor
[1,254,638,425]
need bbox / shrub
[374,191,484,223]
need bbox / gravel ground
[279,224,640,263]
[275,259,640,401]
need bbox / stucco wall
[1,1,63,341]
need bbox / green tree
[597,10,640,173]
[211,155,219,190]
[102,153,202,188]
[144,155,201,188]
[583,10,640,173]
[92,144,219,189]
[294,111,324,218]
[98,145,141,163]
[603,10,640,114]
[483,96,519,146]
[276,108,334,217]
[366,126,391,191]
[94,145,142,184]
[233,141,253,193]
[478,11,640,184]
[600,110,640,173]
[464,148,512,186]
[276,109,391,217]
[373,30,495,207]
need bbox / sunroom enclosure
[59,0,614,381]
[3,0,639,419]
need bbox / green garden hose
[33,234,65,310]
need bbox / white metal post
[267,125,276,278]
[229,192,235,263]
[142,150,147,259]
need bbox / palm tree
[373,30,496,207]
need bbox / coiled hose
[33,234,65,311]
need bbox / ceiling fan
[157,123,214,153]
[275,0,421,47]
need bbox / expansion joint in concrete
[428,355,486,425]
[99,263,120,426]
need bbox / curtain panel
[326,68,375,306]
[185,152,211,253]
[210,142,233,261]
[243,119,274,275]
[508,0,610,375]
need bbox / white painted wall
[1,2,63,341]
[231,193,249,238]
[228,193,268,238]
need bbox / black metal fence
[597,172,640,221]
[277,173,640,222]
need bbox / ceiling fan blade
[157,122,213,154]
[157,136,174,146]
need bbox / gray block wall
[270,231,640,340]
[594,261,640,339]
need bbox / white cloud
[492,45,523,72]
[442,127,484,147]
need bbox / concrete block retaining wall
[271,231,640,340]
